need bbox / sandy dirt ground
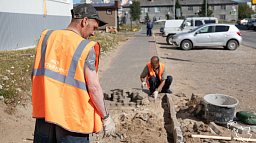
[94,96,173,143]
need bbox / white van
[163,17,218,44]
[160,20,183,32]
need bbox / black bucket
[204,94,239,124]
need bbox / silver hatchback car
[172,23,242,50]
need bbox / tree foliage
[166,14,170,20]
[130,1,142,21]
[144,12,149,21]
[198,0,213,16]
[175,0,182,19]
[238,3,255,19]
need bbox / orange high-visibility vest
[146,62,165,88]
[32,29,102,134]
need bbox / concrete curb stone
[167,94,184,143]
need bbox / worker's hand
[141,82,147,89]
[103,116,115,137]
[153,91,158,100]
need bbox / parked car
[163,17,218,45]
[171,23,242,50]
[237,18,248,25]
[247,18,256,30]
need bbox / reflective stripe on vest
[33,30,89,91]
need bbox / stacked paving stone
[104,89,150,107]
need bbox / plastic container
[204,94,239,124]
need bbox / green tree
[144,12,149,21]
[130,1,142,21]
[166,14,170,20]
[238,3,255,19]
[198,0,213,16]
[175,0,182,19]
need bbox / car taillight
[237,32,241,36]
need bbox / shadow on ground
[161,57,191,62]
[159,46,180,50]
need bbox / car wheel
[180,40,193,50]
[226,40,238,50]
[166,35,173,45]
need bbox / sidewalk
[99,27,157,93]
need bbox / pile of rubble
[93,89,171,143]
[172,93,256,143]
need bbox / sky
[73,0,80,4]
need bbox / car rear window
[215,26,229,32]
[205,20,216,24]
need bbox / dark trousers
[149,76,173,94]
[34,118,89,143]
[147,29,152,36]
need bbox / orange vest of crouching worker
[146,62,165,88]
[32,29,102,134]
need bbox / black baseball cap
[71,3,108,27]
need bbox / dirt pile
[94,91,172,143]
[172,93,256,143]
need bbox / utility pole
[205,0,207,17]
[173,0,176,20]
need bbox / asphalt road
[235,25,256,49]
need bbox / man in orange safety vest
[31,3,115,142]
[140,56,173,100]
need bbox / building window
[188,6,193,11]
[170,7,173,12]
[220,15,226,20]
[106,9,112,15]
[167,7,170,12]
[211,6,214,10]
[221,5,226,10]
[155,7,161,12]
[145,8,149,13]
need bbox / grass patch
[218,20,236,24]
[89,31,133,55]
[0,48,36,106]
[0,31,132,108]
[119,23,141,32]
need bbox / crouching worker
[140,56,173,100]
[31,3,115,143]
